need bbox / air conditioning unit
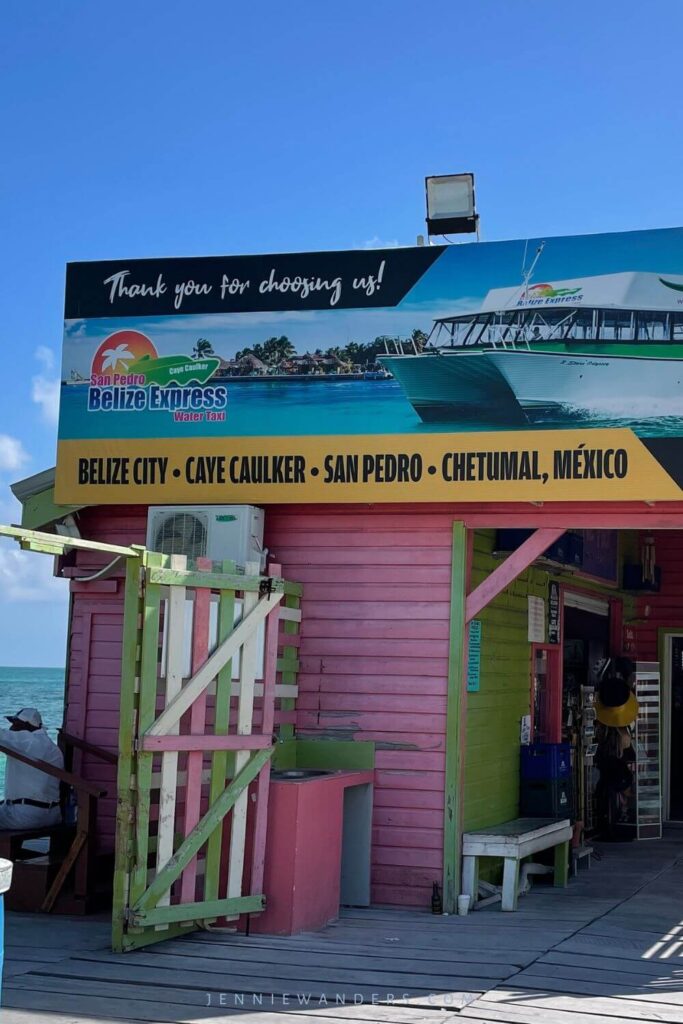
[146,505,266,570]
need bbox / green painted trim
[131,894,264,927]
[295,739,375,770]
[19,486,84,531]
[0,524,137,558]
[133,744,274,915]
[120,921,194,952]
[277,655,300,673]
[129,551,163,913]
[272,740,298,770]
[147,566,302,597]
[283,580,304,597]
[148,566,286,594]
[279,593,301,741]
[205,562,236,903]
[112,553,145,952]
[657,626,678,820]
[443,521,467,915]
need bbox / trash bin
[0,859,13,1004]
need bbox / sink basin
[270,769,337,780]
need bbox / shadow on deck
[4,830,683,1023]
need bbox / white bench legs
[462,855,479,904]
[501,857,520,911]
[462,818,573,912]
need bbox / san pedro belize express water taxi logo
[88,330,228,421]
[520,283,583,306]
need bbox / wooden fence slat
[251,562,282,897]
[180,557,212,905]
[128,552,163,915]
[154,553,187,926]
[147,592,282,735]
[112,555,144,952]
[279,591,301,741]
[205,561,236,907]
[143,735,272,752]
[226,561,260,906]
[132,744,273,915]
[132,894,264,926]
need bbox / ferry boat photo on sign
[381,269,683,425]
[55,225,683,506]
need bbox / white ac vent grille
[153,512,209,559]
[147,505,266,569]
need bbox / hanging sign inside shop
[548,581,561,645]
[528,596,546,644]
[55,226,683,504]
[467,620,482,692]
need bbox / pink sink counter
[250,769,374,935]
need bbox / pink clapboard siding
[67,504,454,908]
[265,506,454,908]
[627,531,683,660]
[64,506,148,849]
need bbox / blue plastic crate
[521,743,571,780]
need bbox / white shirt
[0,728,63,803]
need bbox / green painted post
[279,593,301,741]
[112,551,145,952]
[204,562,236,904]
[443,521,468,915]
[128,552,163,916]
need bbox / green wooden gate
[0,526,302,952]
[113,549,302,951]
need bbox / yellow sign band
[55,429,680,505]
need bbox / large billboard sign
[55,227,683,504]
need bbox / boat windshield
[428,307,683,349]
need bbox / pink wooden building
[63,502,451,908]
[12,476,683,924]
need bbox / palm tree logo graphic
[101,344,135,373]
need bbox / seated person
[0,708,63,829]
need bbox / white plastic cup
[457,894,471,916]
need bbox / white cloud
[32,347,60,424]
[362,236,400,250]
[0,544,68,603]
[35,346,56,372]
[64,320,87,337]
[0,435,29,472]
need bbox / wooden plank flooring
[4,832,683,1022]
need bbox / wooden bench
[462,817,572,912]
[0,823,75,862]
[0,735,109,912]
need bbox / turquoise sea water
[59,378,683,439]
[0,666,65,792]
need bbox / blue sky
[1,0,683,665]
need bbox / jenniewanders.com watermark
[204,992,463,1007]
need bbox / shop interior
[522,527,683,851]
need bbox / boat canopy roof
[437,272,683,323]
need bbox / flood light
[425,173,478,237]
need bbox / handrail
[0,524,139,559]
[0,741,106,798]
[60,730,118,766]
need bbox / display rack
[632,661,662,841]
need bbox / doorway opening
[562,592,611,837]
[663,633,683,822]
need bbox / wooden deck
[4,830,683,1023]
